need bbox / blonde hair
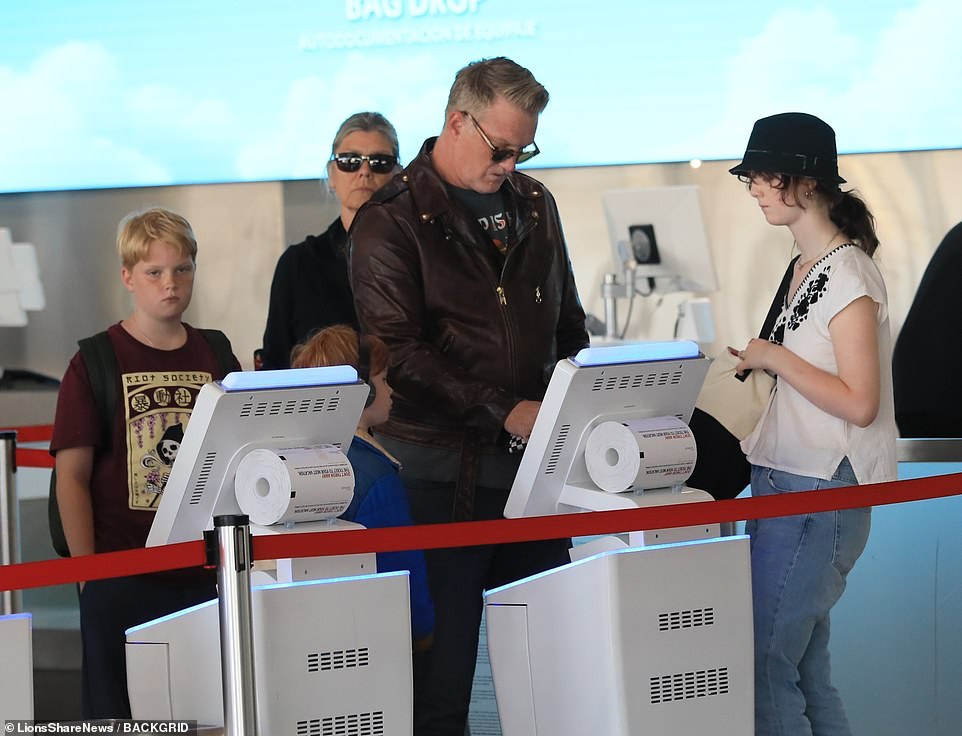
[117,208,197,270]
[291,324,389,377]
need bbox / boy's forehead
[140,239,193,262]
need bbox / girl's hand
[729,339,775,375]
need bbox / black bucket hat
[729,112,845,184]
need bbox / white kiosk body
[127,571,413,733]
[0,613,33,722]
[488,342,754,734]
[485,536,752,735]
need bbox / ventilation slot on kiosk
[649,667,730,704]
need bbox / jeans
[748,459,871,736]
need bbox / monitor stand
[249,518,377,584]
[560,483,721,562]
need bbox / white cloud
[0,41,239,191]
[678,0,962,158]
[235,51,450,180]
[837,0,962,150]
[126,84,234,143]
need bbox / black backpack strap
[50,330,119,558]
[197,328,235,375]
[77,330,119,445]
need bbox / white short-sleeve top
[742,244,898,484]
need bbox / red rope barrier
[1,424,54,443]
[2,471,962,593]
[0,541,206,593]
[2,424,56,469]
[16,447,55,469]
[254,471,962,559]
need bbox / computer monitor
[146,367,369,547]
[503,341,710,520]
[601,186,718,295]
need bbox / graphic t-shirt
[51,322,239,553]
[449,186,512,254]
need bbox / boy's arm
[55,446,96,558]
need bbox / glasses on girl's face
[462,111,540,164]
[331,152,398,174]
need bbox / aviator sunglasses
[331,152,398,174]
[462,111,540,164]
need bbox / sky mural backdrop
[2,0,960,193]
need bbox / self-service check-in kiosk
[128,367,414,733]
[486,342,754,735]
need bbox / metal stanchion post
[602,273,620,341]
[209,514,258,735]
[1,430,22,615]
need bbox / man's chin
[477,178,504,194]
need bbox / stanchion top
[214,514,250,527]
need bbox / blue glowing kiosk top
[220,365,359,392]
[571,340,700,368]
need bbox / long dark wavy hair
[740,173,879,257]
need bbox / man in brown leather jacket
[350,57,589,736]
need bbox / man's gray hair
[445,57,549,118]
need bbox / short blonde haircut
[117,208,197,270]
[291,324,389,377]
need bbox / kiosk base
[485,535,753,736]
[126,572,413,733]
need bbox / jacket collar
[402,137,544,227]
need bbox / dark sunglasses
[332,152,398,174]
[463,111,540,164]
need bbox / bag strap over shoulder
[759,255,799,341]
[736,256,799,384]
[197,328,235,375]
[77,330,118,448]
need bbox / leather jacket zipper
[495,205,541,308]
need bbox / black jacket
[260,218,358,369]
[350,138,589,450]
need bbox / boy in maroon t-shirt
[50,208,239,719]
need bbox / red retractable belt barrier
[2,470,961,594]
[15,448,55,469]
[4,424,54,443]
[2,424,56,468]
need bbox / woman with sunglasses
[729,112,896,736]
[259,111,401,369]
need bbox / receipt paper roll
[234,445,355,526]
[584,417,697,493]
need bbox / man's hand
[504,400,541,440]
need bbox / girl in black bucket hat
[729,112,897,736]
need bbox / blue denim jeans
[748,459,871,736]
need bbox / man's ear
[121,267,134,292]
[445,109,466,138]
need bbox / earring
[805,189,815,199]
